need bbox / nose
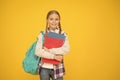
[52,20,56,23]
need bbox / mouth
[51,24,57,26]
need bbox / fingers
[44,47,50,52]
[43,47,63,61]
[54,55,63,62]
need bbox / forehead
[48,13,59,18]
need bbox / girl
[35,10,70,80]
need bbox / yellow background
[0,0,120,80]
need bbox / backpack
[22,31,44,75]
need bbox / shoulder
[61,30,68,36]
[37,30,45,38]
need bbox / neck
[49,27,56,31]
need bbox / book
[42,32,65,65]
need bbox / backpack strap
[38,31,44,73]
[41,31,44,46]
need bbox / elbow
[63,47,70,55]
[35,49,41,57]
[65,48,70,53]
[66,45,70,53]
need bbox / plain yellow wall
[0,0,120,80]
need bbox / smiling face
[47,13,60,30]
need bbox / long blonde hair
[45,10,62,35]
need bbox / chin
[51,26,57,29]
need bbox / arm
[50,33,70,55]
[35,32,55,59]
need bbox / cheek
[48,20,52,24]
[56,21,60,24]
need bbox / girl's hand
[44,47,63,61]
[54,55,63,62]
[44,47,50,52]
